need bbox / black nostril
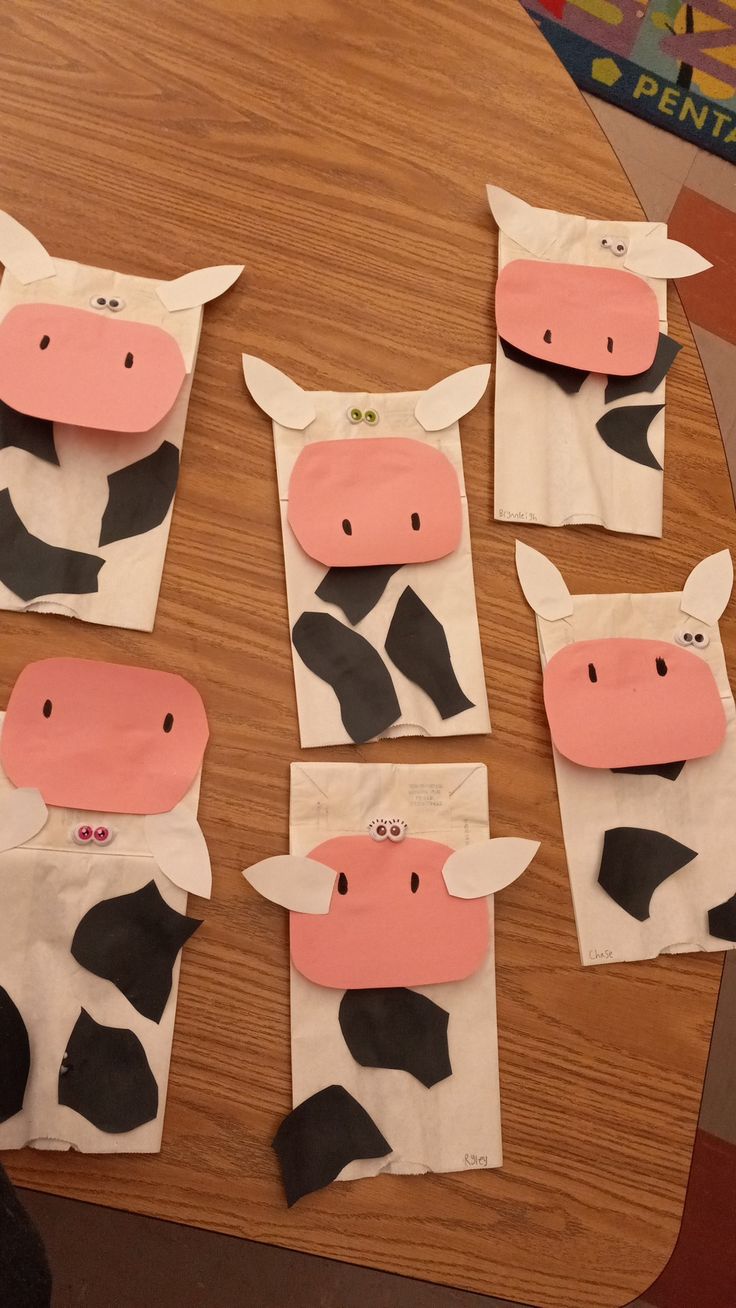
[411,512,420,531]
[543,329,552,344]
[124,352,134,369]
[588,663,597,683]
[39,335,50,350]
[337,872,348,895]
[42,698,52,718]
[607,337,614,353]
[656,657,667,677]
[163,713,174,733]
[342,519,352,536]
[410,872,419,893]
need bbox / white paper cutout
[680,550,733,626]
[443,836,539,898]
[242,354,316,429]
[244,853,336,913]
[515,540,573,620]
[156,264,244,312]
[624,234,712,280]
[485,186,559,257]
[0,211,56,284]
[0,786,48,851]
[414,364,491,432]
[145,805,212,899]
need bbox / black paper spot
[163,713,174,734]
[42,698,52,718]
[339,988,451,1088]
[315,563,402,625]
[71,881,201,1024]
[605,333,682,405]
[596,404,664,470]
[292,611,401,743]
[0,399,58,465]
[98,440,180,547]
[384,586,474,719]
[499,336,589,395]
[272,1085,391,1206]
[708,893,736,942]
[58,1009,158,1134]
[124,352,134,369]
[341,519,352,536]
[607,337,614,354]
[543,329,552,344]
[411,512,420,531]
[337,872,348,895]
[598,827,698,921]
[656,656,668,677]
[39,334,50,350]
[0,487,103,600]
[0,986,30,1124]
[612,761,686,781]
[588,663,597,683]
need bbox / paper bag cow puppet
[0,211,242,630]
[516,541,736,966]
[242,356,491,747]
[489,187,711,537]
[0,658,211,1152]
[243,762,539,1204]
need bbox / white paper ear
[414,363,490,432]
[0,211,56,284]
[443,837,540,899]
[515,540,573,620]
[144,808,212,899]
[486,186,560,257]
[681,549,733,626]
[244,854,336,913]
[0,787,48,853]
[242,354,316,429]
[624,233,711,280]
[156,264,243,312]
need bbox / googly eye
[614,240,627,256]
[363,408,379,426]
[675,627,710,649]
[73,824,94,845]
[107,296,126,312]
[90,295,108,309]
[347,406,363,424]
[93,825,113,845]
[368,818,389,841]
[600,237,611,249]
[387,819,407,843]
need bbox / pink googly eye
[93,825,112,845]
[73,824,94,844]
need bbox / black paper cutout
[0,986,30,1124]
[708,893,736,942]
[499,336,589,395]
[58,1009,158,1134]
[0,399,58,465]
[596,404,664,470]
[272,1084,391,1206]
[316,564,402,625]
[384,586,474,719]
[71,881,201,1024]
[605,333,682,405]
[98,440,179,547]
[612,761,686,781]
[339,988,451,1088]
[292,611,401,743]
[598,827,698,921]
[0,488,103,600]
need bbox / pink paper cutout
[0,304,186,432]
[1,658,209,814]
[543,638,726,769]
[290,835,489,989]
[496,260,660,377]
[287,437,462,568]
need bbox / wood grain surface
[1,2,732,1304]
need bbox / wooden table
[2,2,732,1304]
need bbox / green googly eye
[347,406,363,424]
[363,408,379,425]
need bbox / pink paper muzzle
[0,303,187,432]
[290,835,489,989]
[496,259,660,376]
[543,638,726,769]
[287,436,462,568]
[1,658,209,814]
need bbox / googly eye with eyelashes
[675,627,710,649]
[368,817,389,841]
[386,818,407,843]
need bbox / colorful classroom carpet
[524,1,736,164]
